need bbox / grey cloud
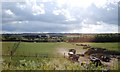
[2,2,118,24]
[118,2,120,26]
[2,1,118,33]
[2,2,83,24]
[2,21,75,32]
[86,3,118,24]
[2,2,67,24]
[2,23,17,31]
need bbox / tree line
[1,33,120,42]
[1,34,64,42]
[66,33,120,42]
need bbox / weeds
[2,58,110,70]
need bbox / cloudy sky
[1,0,119,33]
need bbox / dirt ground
[57,43,119,70]
[102,58,118,70]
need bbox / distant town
[1,33,119,42]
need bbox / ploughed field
[1,42,119,70]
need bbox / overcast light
[2,0,119,33]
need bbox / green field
[2,42,119,54]
[76,42,119,51]
[1,42,120,70]
[2,42,79,57]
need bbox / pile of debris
[76,44,89,46]
[67,45,120,67]
[68,49,84,62]
[90,55,102,67]
[84,47,120,62]
[67,49,102,67]
[76,43,120,62]
[76,44,92,49]
[84,48,107,55]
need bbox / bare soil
[57,43,119,70]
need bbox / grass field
[2,42,78,57]
[1,42,120,70]
[2,42,119,55]
[76,42,119,51]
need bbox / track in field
[10,41,21,56]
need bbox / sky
[1,0,120,33]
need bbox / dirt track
[57,48,69,57]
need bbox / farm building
[38,34,50,38]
